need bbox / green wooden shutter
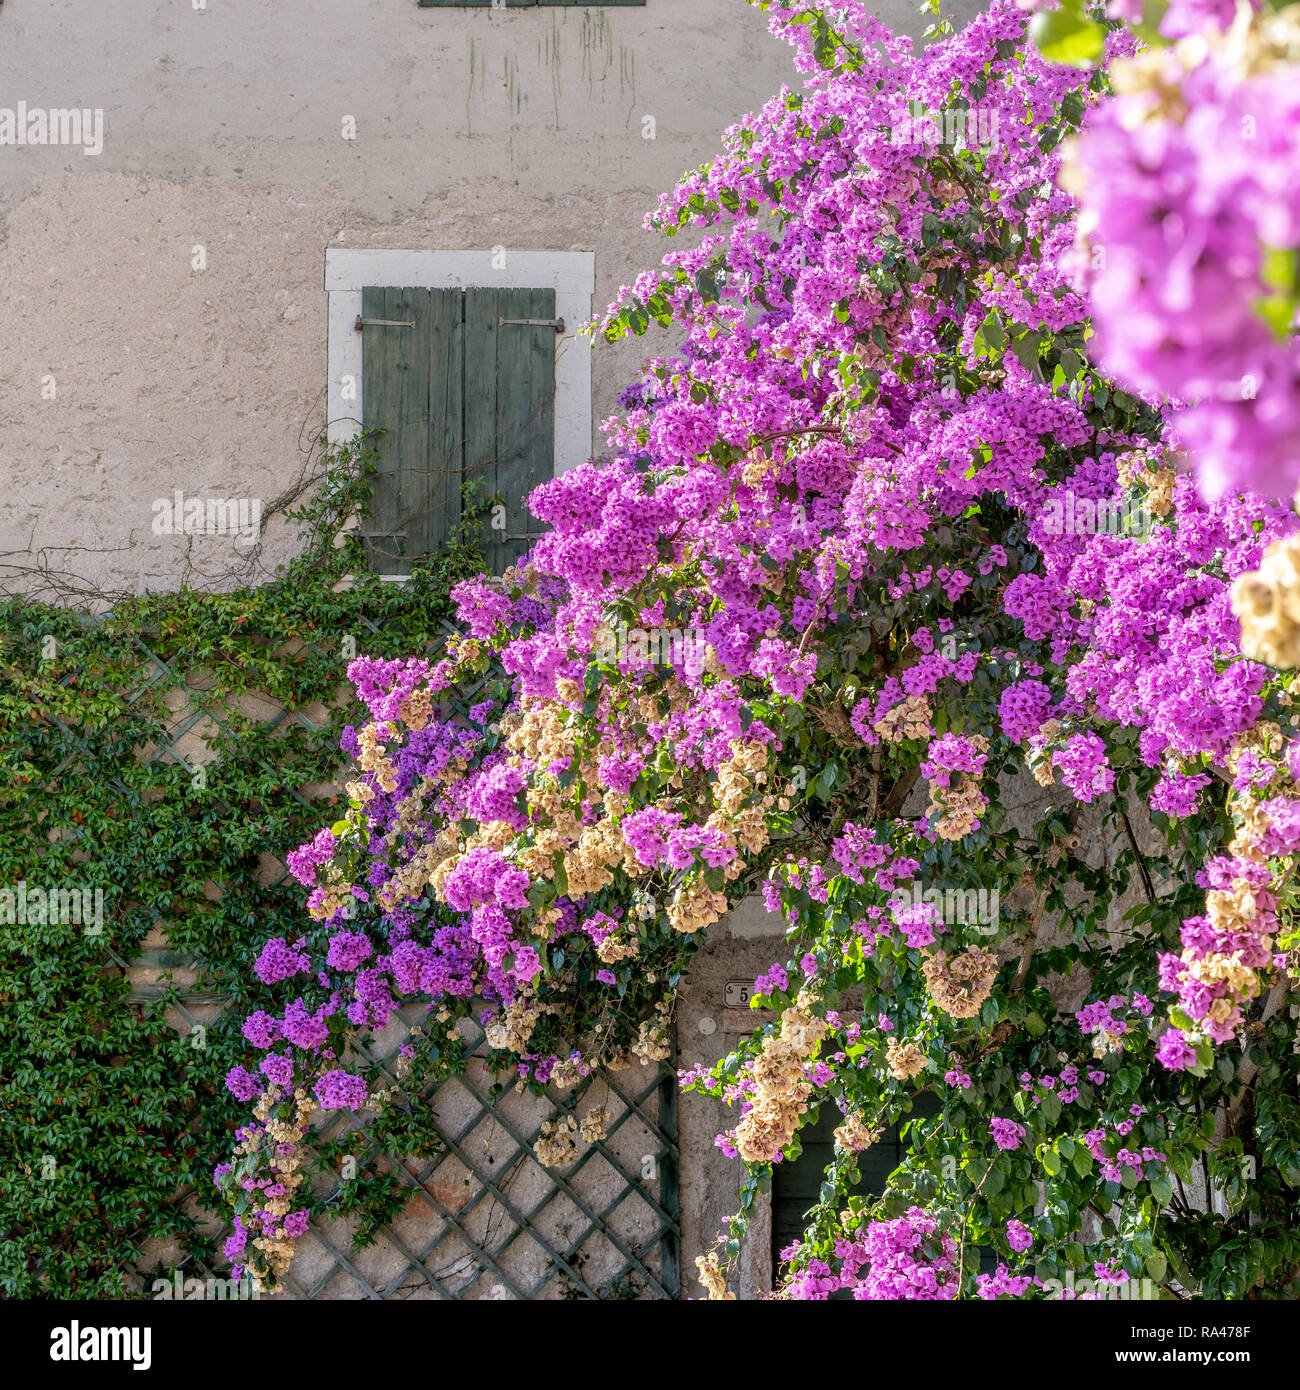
[481,287,556,575]
[360,285,459,576]
[770,1090,997,1287]
[428,287,467,565]
[361,284,555,576]
[770,1105,910,1260]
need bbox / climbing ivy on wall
[0,438,486,1298]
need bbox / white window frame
[323,248,594,580]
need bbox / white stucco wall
[0,0,979,599]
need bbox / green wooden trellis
[26,609,681,1300]
[267,1013,679,1301]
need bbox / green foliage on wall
[0,438,486,1297]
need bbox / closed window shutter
[771,1091,997,1290]
[770,1112,902,1266]
[473,286,556,575]
[361,284,555,576]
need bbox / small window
[359,285,558,576]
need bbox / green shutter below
[463,287,501,564]
[361,286,433,576]
[769,1091,1004,1288]
[490,286,556,574]
[426,287,465,560]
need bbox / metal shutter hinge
[355,316,415,331]
[498,316,566,334]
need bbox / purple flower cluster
[253,937,311,985]
[998,679,1053,742]
[990,1118,1026,1152]
[314,1070,368,1112]
[1052,732,1114,805]
[1071,27,1300,502]
[1006,1219,1034,1253]
[285,828,338,888]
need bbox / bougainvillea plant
[216,0,1300,1299]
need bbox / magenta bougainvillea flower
[212,0,1300,1299]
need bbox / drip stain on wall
[579,8,616,95]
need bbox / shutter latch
[355,316,415,331]
[499,316,566,334]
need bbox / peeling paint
[545,15,564,129]
[467,35,478,136]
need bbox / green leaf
[1030,6,1105,69]
[1013,330,1044,370]
[1060,90,1086,127]
[695,268,721,303]
[973,311,1006,359]
[811,763,839,802]
[1255,246,1300,339]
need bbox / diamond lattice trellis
[272,1013,680,1301]
[33,612,681,1301]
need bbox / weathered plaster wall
[0,0,980,599]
